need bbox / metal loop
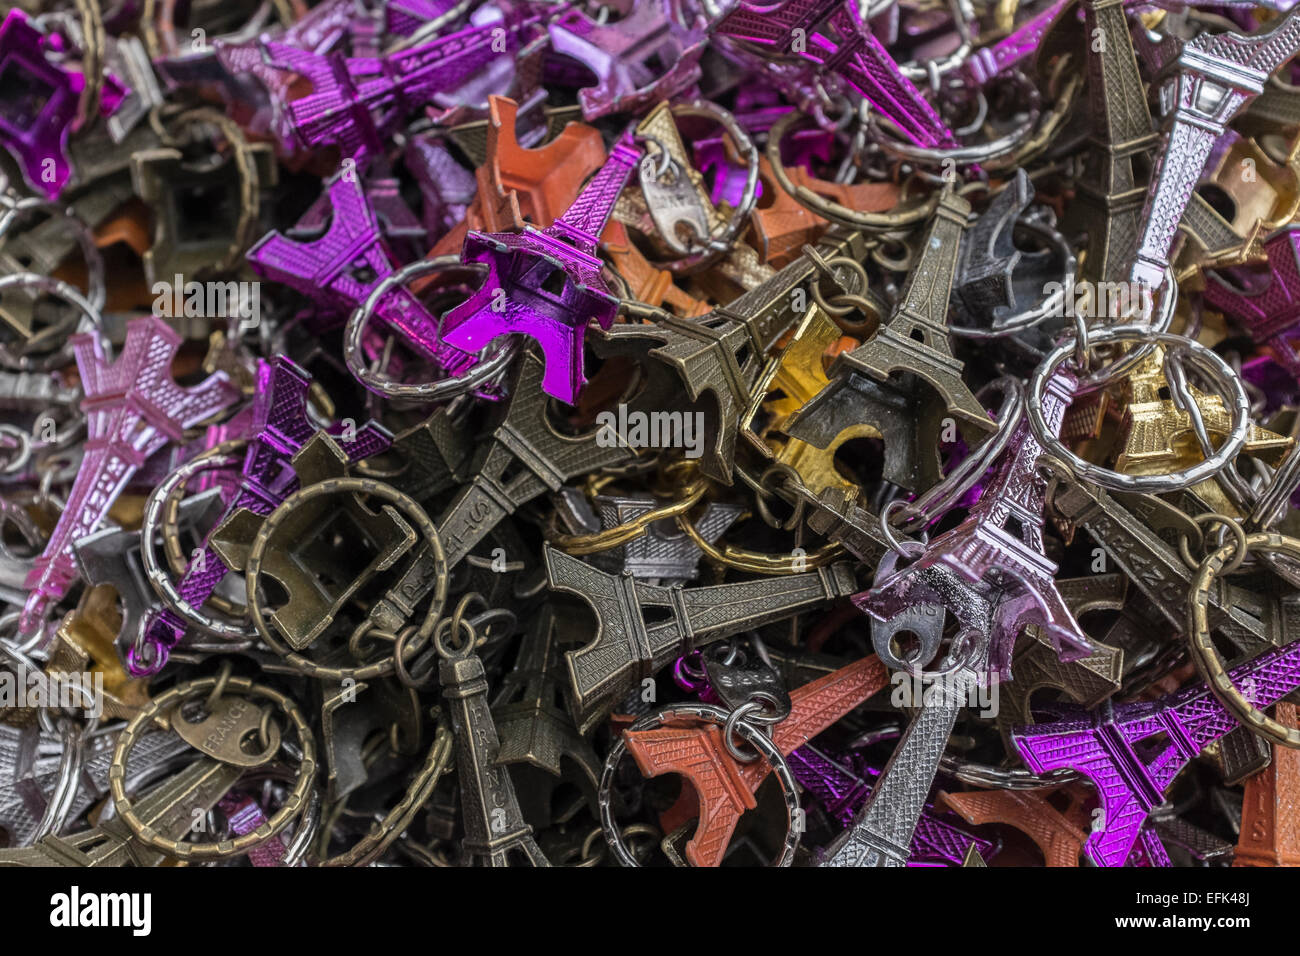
[896,0,975,81]
[937,754,1081,789]
[0,273,107,372]
[1186,533,1300,750]
[204,659,234,712]
[950,220,1077,339]
[110,675,316,859]
[1066,266,1178,392]
[244,478,448,681]
[634,133,675,180]
[891,376,1024,536]
[723,700,764,763]
[868,70,1041,165]
[1028,328,1249,494]
[804,245,881,332]
[0,199,106,311]
[756,463,806,531]
[1179,513,1249,578]
[431,593,487,662]
[643,100,761,275]
[879,499,927,558]
[598,703,801,867]
[343,255,519,401]
[138,452,257,654]
[765,111,941,230]
[0,425,32,475]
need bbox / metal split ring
[598,703,801,867]
[0,273,107,372]
[344,255,519,401]
[136,451,257,677]
[868,70,1042,166]
[765,111,941,231]
[643,100,760,275]
[244,477,448,681]
[109,674,316,860]
[1028,328,1248,494]
[1186,533,1300,750]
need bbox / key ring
[158,444,249,620]
[315,720,455,867]
[0,173,49,236]
[31,714,85,841]
[142,0,305,58]
[886,376,1025,546]
[0,198,106,313]
[1027,328,1249,494]
[937,754,1081,789]
[904,625,988,684]
[244,477,448,681]
[1186,532,1300,749]
[597,703,801,867]
[868,71,1042,165]
[0,274,107,372]
[1163,344,1258,515]
[167,108,263,275]
[343,256,519,401]
[878,501,929,557]
[109,674,316,860]
[765,111,942,230]
[0,425,31,476]
[895,0,975,82]
[138,452,259,658]
[431,592,489,661]
[803,244,882,335]
[1178,513,1249,578]
[1064,264,1178,389]
[34,670,102,738]
[576,825,630,867]
[635,133,676,182]
[756,461,807,531]
[74,1,104,127]
[722,694,787,763]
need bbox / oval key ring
[109,674,316,860]
[765,110,941,231]
[868,70,1042,166]
[949,219,1077,339]
[244,476,448,681]
[885,375,1025,548]
[0,273,108,373]
[598,703,801,867]
[1027,328,1250,494]
[0,197,106,312]
[343,255,518,401]
[1187,532,1300,749]
[138,451,259,647]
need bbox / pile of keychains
[2,0,1300,869]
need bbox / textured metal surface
[22,318,239,630]
[787,190,994,492]
[1131,11,1300,286]
[549,548,858,733]
[1013,639,1300,866]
